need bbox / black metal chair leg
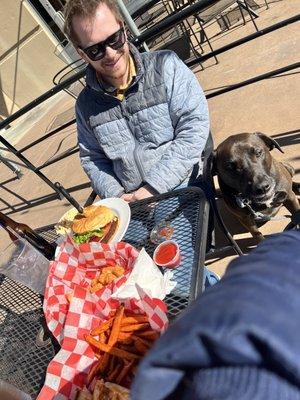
[196,17,219,65]
[237,0,259,32]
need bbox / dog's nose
[254,183,271,195]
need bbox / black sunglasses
[79,27,126,61]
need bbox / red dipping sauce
[153,240,181,269]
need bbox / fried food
[84,305,159,388]
[76,379,129,400]
[75,386,92,400]
[90,265,125,293]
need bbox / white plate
[56,198,131,244]
[93,197,131,244]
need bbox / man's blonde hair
[64,0,123,46]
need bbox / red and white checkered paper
[38,236,168,400]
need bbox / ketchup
[154,242,177,265]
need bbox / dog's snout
[254,182,271,196]
[247,175,272,197]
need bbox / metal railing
[0,0,299,215]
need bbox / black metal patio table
[0,186,210,399]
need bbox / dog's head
[213,132,284,203]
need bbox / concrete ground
[0,0,299,278]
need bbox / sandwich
[72,205,118,244]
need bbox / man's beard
[105,51,130,80]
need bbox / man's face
[73,3,130,82]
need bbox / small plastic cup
[153,240,181,269]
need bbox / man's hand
[120,185,156,203]
[120,193,135,202]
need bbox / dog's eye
[254,148,263,157]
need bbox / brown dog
[213,132,300,239]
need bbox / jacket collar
[85,43,144,94]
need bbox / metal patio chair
[52,59,87,99]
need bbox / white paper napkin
[111,248,177,300]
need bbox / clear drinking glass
[150,220,175,244]
[0,237,50,294]
[0,380,32,400]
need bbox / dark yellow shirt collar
[98,55,136,101]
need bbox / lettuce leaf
[73,229,104,244]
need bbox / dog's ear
[255,132,284,153]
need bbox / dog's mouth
[249,182,276,205]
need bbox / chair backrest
[198,0,237,24]
[158,29,191,62]
[53,59,87,99]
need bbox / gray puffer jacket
[76,45,209,198]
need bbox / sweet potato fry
[99,353,110,375]
[91,319,113,336]
[119,344,138,353]
[134,338,151,355]
[99,332,107,343]
[119,336,133,345]
[107,354,115,375]
[85,305,161,390]
[121,316,149,326]
[86,359,102,387]
[138,330,159,340]
[109,305,124,345]
[123,310,139,317]
[85,335,141,360]
[121,323,150,333]
[115,360,135,385]
[117,332,133,341]
[107,359,123,382]
[132,335,152,347]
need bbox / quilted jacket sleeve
[144,52,209,193]
[76,103,124,198]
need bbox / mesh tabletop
[0,187,209,397]
[38,187,210,318]
[0,274,59,399]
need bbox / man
[63,0,210,202]
[64,0,218,287]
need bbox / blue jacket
[132,230,300,399]
[76,45,209,198]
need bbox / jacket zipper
[121,99,144,182]
[133,138,144,182]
